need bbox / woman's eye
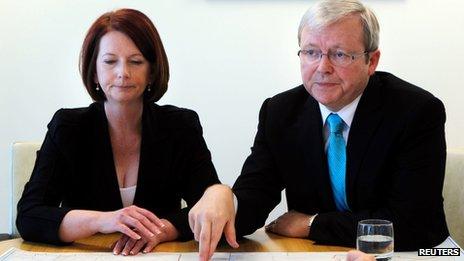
[131,60,143,65]
[103,60,116,64]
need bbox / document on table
[0,249,348,261]
[1,248,463,261]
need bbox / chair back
[444,148,464,247]
[11,142,41,236]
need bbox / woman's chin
[106,94,143,105]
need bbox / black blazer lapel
[91,102,123,210]
[346,75,384,208]
[133,103,168,206]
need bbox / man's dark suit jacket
[17,102,219,245]
[233,71,449,251]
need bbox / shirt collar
[319,94,363,128]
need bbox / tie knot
[327,113,344,134]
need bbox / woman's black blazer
[17,102,220,245]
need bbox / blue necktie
[326,113,349,211]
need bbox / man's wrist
[307,214,318,235]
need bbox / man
[189,0,449,260]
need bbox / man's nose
[316,54,334,74]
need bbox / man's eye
[307,50,319,57]
[334,51,346,58]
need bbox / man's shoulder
[257,85,315,127]
[266,85,310,109]
[375,71,437,103]
[369,71,445,121]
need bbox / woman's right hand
[96,205,165,240]
[112,218,179,255]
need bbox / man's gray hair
[298,0,380,52]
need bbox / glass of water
[357,219,394,260]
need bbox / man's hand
[265,210,312,238]
[188,184,239,261]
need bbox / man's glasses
[298,49,369,67]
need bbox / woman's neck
[104,100,143,135]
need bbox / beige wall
[1,0,463,233]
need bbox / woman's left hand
[112,218,178,255]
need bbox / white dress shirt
[319,94,362,151]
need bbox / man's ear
[368,49,380,76]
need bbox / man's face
[299,14,380,111]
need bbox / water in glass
[357,219,394,261]
[357,235,393,260]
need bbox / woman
[16,8,220,256]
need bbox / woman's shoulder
[47,103,102,137]
[148,103,202,132]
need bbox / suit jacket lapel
[346,74,383,207]
[299,95,336,211]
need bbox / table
[0,228,351,255]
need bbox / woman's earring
[147,84,151,92]
[96,83,100,91]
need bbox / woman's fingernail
[130,251,134,255]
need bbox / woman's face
[95,31,151,105]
